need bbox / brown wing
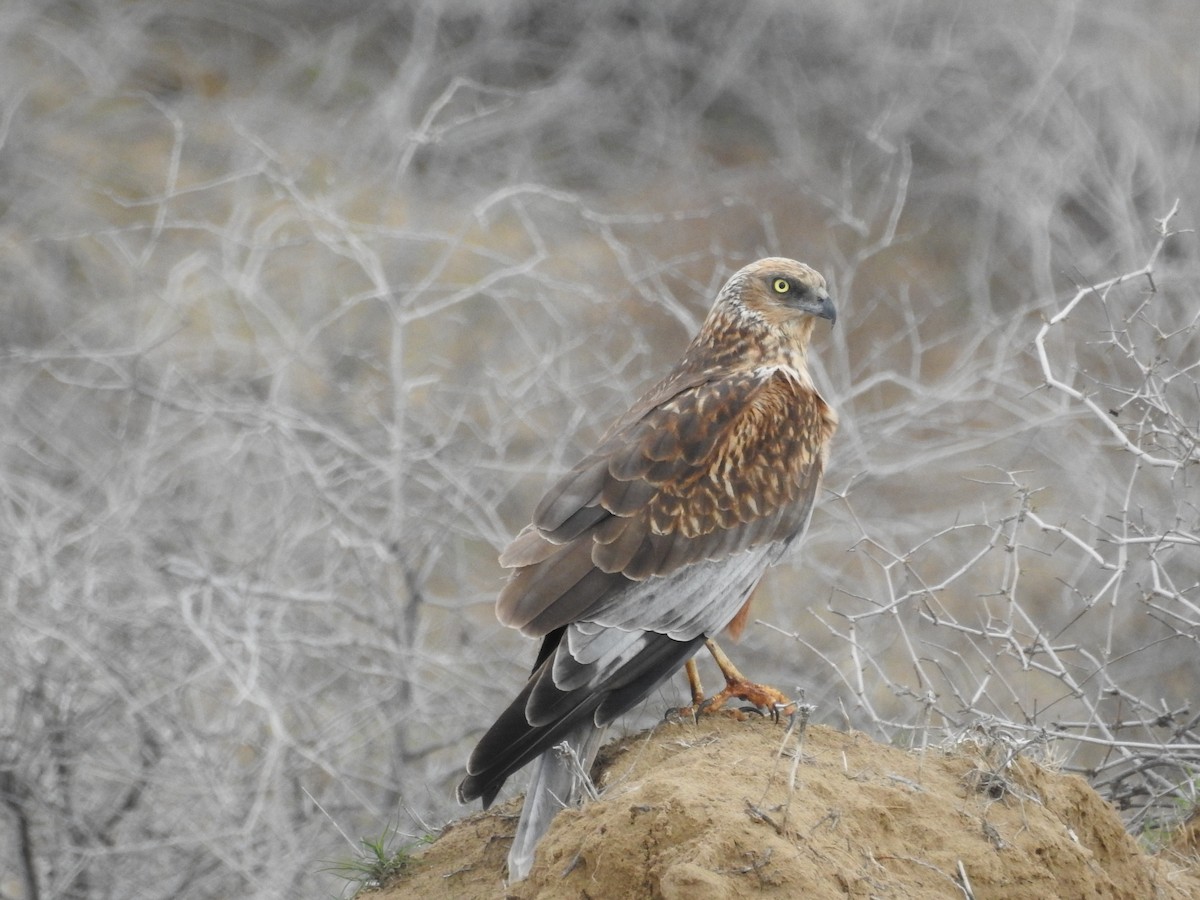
[496,367,835,638]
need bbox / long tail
[507,722,608,882]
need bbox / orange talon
[670,639,796,721]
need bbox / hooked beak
[811,291,836,327]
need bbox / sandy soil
[377,717,1200,899]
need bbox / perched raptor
[457,258,838,881]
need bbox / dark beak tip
[822,296,837,327]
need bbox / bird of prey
[457,257,838,882]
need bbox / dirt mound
[382,717,1200,899]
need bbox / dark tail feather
[456,655,601,808]
[457,630,706,877]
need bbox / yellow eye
[773,278,790,293]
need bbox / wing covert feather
[496,368,835,638]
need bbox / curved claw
[663,705,697,724]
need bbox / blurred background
[2,1,1198,897]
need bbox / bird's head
[728,257,836,329]
[694,258,836,370]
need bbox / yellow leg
[668,639,795,721]
[684,657,706,708]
